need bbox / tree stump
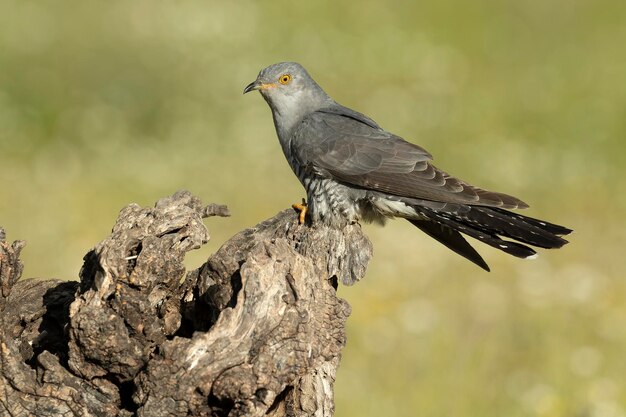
[0,190,372,416]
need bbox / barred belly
[287,152,412,227]
[301,176,360,227]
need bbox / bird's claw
[292,198,308,224]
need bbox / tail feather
[409,219,490,271]
[421,209,538,260]
[490,208,572,237]
[468,207,569,249]
[406,200,571,270]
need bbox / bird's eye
[279,74,292,85]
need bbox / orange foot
[292,198,308,224]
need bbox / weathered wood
[0,190,372,416]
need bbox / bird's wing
[292,108,528,209]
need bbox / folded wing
[293,108,528,209]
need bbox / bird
[243,62,571,271]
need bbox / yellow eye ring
[279,74,292,85]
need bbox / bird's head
[244,62,331,116]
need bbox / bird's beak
[243,80,277,94]
[243,80,261,94]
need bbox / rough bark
[0,190,372,416]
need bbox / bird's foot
[292,198,308,224]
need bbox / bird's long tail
[408,206,572,271]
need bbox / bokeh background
[1,1,625,416]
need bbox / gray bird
[244,62,571,271]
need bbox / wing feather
[292,108,528,209]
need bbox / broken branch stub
[0,190,372,416]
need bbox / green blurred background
[1,0,625,416]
